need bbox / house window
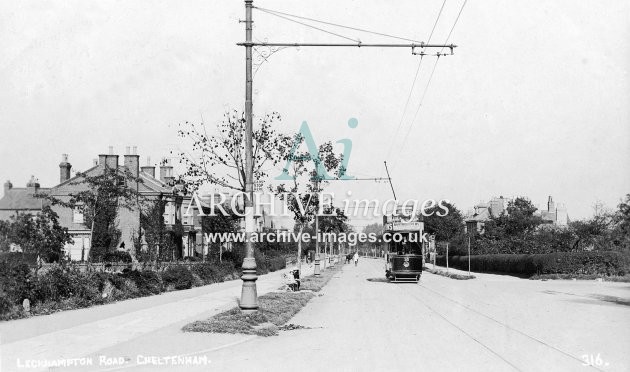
[73,206,84,224]
[183,211,193,226]
[163,202,175,225]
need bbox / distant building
[0,176,49,221]
[465,196,508,234]
[536,196,569,226]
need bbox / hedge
[436,251,630,276]
[1,254,287,321]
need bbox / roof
[138,171,172,194]
[49,164,174,196]
[465,206,490,222]
[0,187,50,210]
[540,210,556,223]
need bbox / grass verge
[530,273,630,282]
[183,264,342,337]
[425,267,475,280]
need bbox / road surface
[1,259,628,372]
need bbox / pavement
[1,258,629,372]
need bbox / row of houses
[464,195,569,234]
[0,147,280,261]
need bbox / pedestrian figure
[353,252,359,266]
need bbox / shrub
[0,262,33,305]
[122,270,163,295]
[102,251,132,263]
[0,294,21,320]
[161,265,194,290]
[267,257,286,273]
[32,266,77,303]
[221,249,244,267]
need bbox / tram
[384,211,424,282]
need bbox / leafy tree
[274,134,344,273]
[361,223,383,255]
[422,201,465,242]
[317,205,349,259]
[173,110,292,193]
[610,194,630,250]
[0,220,10,252]
[3,207,72,262]
[484,197,543,240]
[200,204,240,262]
[138,198,179,262]
[569,201,617,251]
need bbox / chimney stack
[159,158,175,185]
[140,156,156,178]
[26,175,40,192]
[103,146,118,170]
[124,145,140,180]
[59,154,72,183]
[4,180,12,195]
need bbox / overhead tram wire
[385,0,448,161]
[392,0,469,170]
[254,6,425,43]
[255,7,359,42]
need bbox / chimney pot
[4,180,12,193]
[126,146,131,155]
[108,146,114,155]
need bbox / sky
[0,0,628,227]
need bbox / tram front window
[388,232,422,255]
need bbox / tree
[138,198,180,262]
[484,197,542,239]
[318,205,349,259]
[38,166,142,261]
[361,223,383,255]
[422,201,465,242]
[0,220,10,252]
[274,134,344,273]
[3,207,72,262]
[609,194,630,251]
[200,205,240,262]
[569,201,616,251]
[173,110,292,193]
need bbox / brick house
[465,196,507,234]
[0,177,49,221]
[48,147,205,261]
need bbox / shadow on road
[366,278,390,283]
[542,290,630,307]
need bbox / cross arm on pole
[238,42,456,49]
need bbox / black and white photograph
[0,1,629,371]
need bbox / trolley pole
[239,0,258,313]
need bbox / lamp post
[313,178,321,276]
[239,0,258,313]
